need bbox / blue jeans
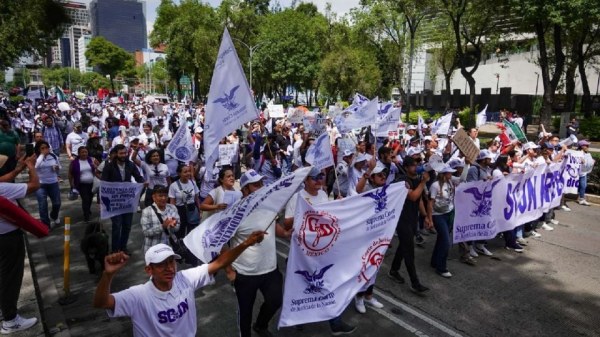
[36,182,61,226]
[110,213,133,252]
[431,212,453,273]
[578,175,587,199]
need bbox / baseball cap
[447,158,465,169]
[522,142,540,151]
[342,149,354,157]
[92,117,99,122]
[371,162,387,175]
[354,153,367,163]
[194,127,203,134]
[118,125,127,132]
[438,164,456,174]
[407,125,417,131]
[578,140,590,147]
[406,147,423,157]
[145,243,181,266]
[240,169,264,189]
[307,166,322,178]
[74,121,82,128]
[477,150,494,161]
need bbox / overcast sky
[80,0,361,35]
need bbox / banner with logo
[453,163,564,243]
[279,183,409,327]
[99,181,144,219]
[376,107,401,137]
[431,112,453,136]
[166,118,197,163]
[562,150,583,194]
[204,27,260,173]
[305,133,334,170]
[287,108,303,123]
[184,167,311,263]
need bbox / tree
[429,20,459,109]
[41,67,82,90]
[440,0,509,124]
[85,37,134,92]
[80,72,110,92]
[0,0,70,69]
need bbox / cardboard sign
[452,128,480,163]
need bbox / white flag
[376,107,401,137]
[338,97,379,133]
[99,181,144,219]
[417,114,425,139]
[431,112,453,136]
[204,28,259,172]
[167,118,197,163]
[476,104,488,128]
[279,182,409,327]
[184,167,311,263]
[305,133,334,170]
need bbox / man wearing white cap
[347,153,368,197]
[93,232,265,337]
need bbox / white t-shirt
[429,181,455,215]
[66,131,88,155]
[208,186,242,210]
[79,159,94,184]
[285,189,329,219]
[142,162,170,189]
[0,183,27,234]
[231,213,277,276]
[169,180,199,206]
[108,264,214,337]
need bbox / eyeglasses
[308,173,325,181]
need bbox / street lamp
[232,38,265,90]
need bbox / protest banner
[204,27,259,172]
[337,97,378,134]
[452,128,480,163]
[376,107,401,137]
[305,133,334,170]
[336,138,356,163]
[288,108,303,123]
[453,163,564,243]
[279,182,409,327]
[218,143,239,166]
[99,181,145,219]
[563,150,583,194]
[166,118,197,163]
[184,167,311,263]
[303,115,327,136]
[268,104,285,118]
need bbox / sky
[80,0,361,36]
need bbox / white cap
[354,153,367,163]
[240,169,264,189]
[438,164,456,173]
[92,117,99,122]
[371,162,387,175]
[118,125,127,132]
[523,141,540,151]
[161,133,172,142]
[477,149,494,161]
[342,149,354,157]
[144,243,181,266]
[406,147,423,157]
[407,125,417,131]
[447,158,465,169]
[194,126,203,134]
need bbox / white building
[78,34,93,73]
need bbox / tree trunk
[193,67,200,102]
[577,41,593,118]
[565,61,577,112]
[406,32,415,116]
[444,72,452,110]
[536,22,563,129]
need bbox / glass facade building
[90,0,147,52]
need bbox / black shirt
[397,174,421,225]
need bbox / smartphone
[25,143,34,157]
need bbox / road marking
[276,238,464,337]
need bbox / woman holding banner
[427,165,458,278]
[200,166,241,218]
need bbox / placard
[452,128,480,163]
[287,108,303,123]
[218,143,239,165]
[268,104,285,118]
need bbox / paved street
[15,166,600,337]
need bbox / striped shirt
[140,203,180,254]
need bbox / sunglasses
[308,173,325,181]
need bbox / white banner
[184,167,311,263]
[431,112,453,136]
[268,104,285,118]
[305,133,334,170]
[563,150,583,194]
[166,118,197,163]
[279,183,408,327]
[336,138,356,163]
[453,163,565,243]
[303,114,327,136]
[338,97,379,134]
[204,28,260,172]
[99,181,144,219]
[218,143,239,166]
[376,107,401,137]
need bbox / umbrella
[57,102,70,112]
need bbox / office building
[78,35,93,73]
[90,0,147,52]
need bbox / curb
[564,193,600,205]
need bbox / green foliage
[579,117,600,141]
[458,107,472,128]
[8,96,24,104]
[0,0,70,69]
[85,37,135,91]
[402,109,428,124]
[319,47,381,100]
[41,67,81,89]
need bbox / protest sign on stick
[452,128,480,163]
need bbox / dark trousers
[110,213,133,252]
[0,230,25,321]
[390,221,420,286]
[431,212,453,273]
[234,269,283,337]
[79,182,93,222]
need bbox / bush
[458,107,472,128]
[402,109,429,124]
[579,117,600,141]
[8,95,24,104]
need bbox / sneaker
[549,219,559,225]
[560,205,571,211]
[516,238,528,246]
[1,315,38,334]
[460,256,477,265]
[387,270,405,284]
[469,246,479,258]
[475,244,493,256]
[415,234,425,246]
[530,230,542,238]
[438,271,452,278]
[330,320,356,336]
[354,296,366,314]
[51,218,60,227]
[506,244,524,253]
[364,297,384,309]
[252,324,274,337]
[578,199,591,206]
[410,283,430,293]
[541,223,554,231]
